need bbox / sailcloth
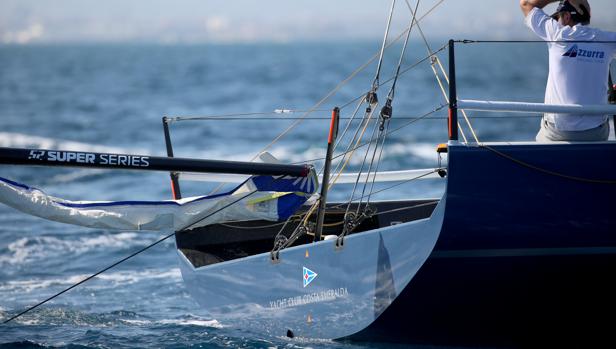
[0,172,317,231]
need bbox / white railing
[457,100,616,115]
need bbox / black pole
[448,39,459,141]
[0,147,311,177]
[314,107,340,242]
[162,117,182,199]
[609,72,615,131]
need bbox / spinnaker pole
[0,147,312,177]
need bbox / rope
[292,104,447,165]
[404,0,478,143]
[222,200,439,230]
[329,169,443,209]
[366,119,390,206]
[386,0,420,102]
[346,113,382,216]
[479,144,616,184]
[340,44,449,110]
[168,109,330,122]
[372,0,397,91]
[458,40,616,44]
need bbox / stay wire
[340,43,448,111]
[292,104,447,165]
[366,119,391,206]
[386,0,420,102]
[372,0,398,91]
[347,111,382,216]
[458,39,616,44]
[351,0,421,210]
[404,0,477,143]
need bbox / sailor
[519,0,616,141]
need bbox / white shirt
[525,7,616,131]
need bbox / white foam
[121,317,223,328]
[0,274,89,293]
[384,142,439,161]
[121,319,151,325]
[0,232,157,266]
[0,268,181,293]
[157,318,224,328]
[96,268,181,285]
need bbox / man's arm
[519,0,590,17]
[519,0,557,17]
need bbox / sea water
[0,42,553,348]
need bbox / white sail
[0,172,317,231]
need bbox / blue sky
[1,0,615,44]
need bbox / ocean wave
[0,232,160,266]
[0,268,181,294]
[121,317,223,328]
[0,132,149,155]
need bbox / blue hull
[351,142,616,347]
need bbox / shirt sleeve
[524,7,560,41]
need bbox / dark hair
[551,1,591,25]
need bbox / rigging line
[479,144,616,184]
[238,5,453,165]
[271,169,442,246]
[386,0,421,102]
[299,105,380,229]
[2,231,176,325]
[291,104,447,165]
[372,0,398,90]
[366,119,391,206]
[332,102,379,181]
[329,99,367,177]
[404,0,476,143]
[425,58,469,142]
[345,111,383,216]
[328,104,371,181]
[223,200,440,231]
[284,105,436,234]
[169,115,541,121]
[433,56,477,142]
[277,103,380,244]
[339,43,449,111]
[302,105,379,228]
[459,39,616,44]
[329,169,442,210]
[168,109,331,122]
[347,0,422,211]
[356,123,387,212]
[3,175,284,324]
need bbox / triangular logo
[303,267,318,287]
[563,44,578,58]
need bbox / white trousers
[536,118,610,142]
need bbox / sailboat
[1,1,616,347]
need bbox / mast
[0,147,312,177]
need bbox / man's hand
[567,0,591,16]
[520,0,557,17]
